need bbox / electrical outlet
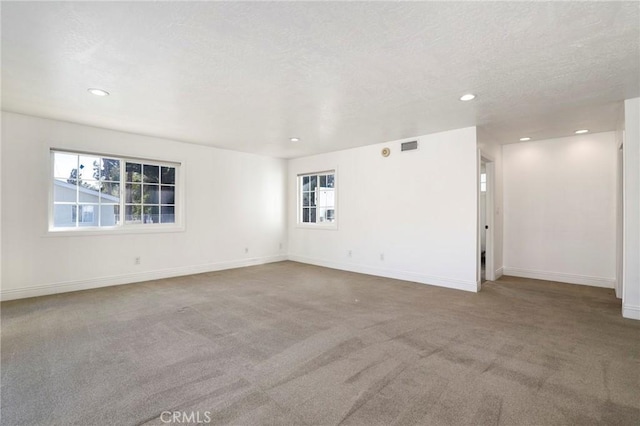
[134,256,141,265]
[244,248,249,254]
[380,253,384,261]
[348,250,352,257]
[279,242,283,250]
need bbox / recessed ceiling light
[519,137,531,141]
[290,137,300,142]
[459,93,476,101]
[575,129,589,134]
[88,88,109,97]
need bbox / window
[299,171,336,225]
[480,173,487,192]
[51,150,179,230]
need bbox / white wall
[288,127,479,292]
[503,132,617,288]
[622,97,640,319]
[1,112,287,300]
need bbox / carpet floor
[1,261,639,425]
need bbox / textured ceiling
[2,2,639,158]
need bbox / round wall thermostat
[381,147,390,157]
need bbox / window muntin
[299,171,335,225]
[51,150,178,230]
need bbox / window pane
[327,174,334,188]
[78,155,100,181]
[317,207,326,223]
[66,168,81,186]
[126,163,142,182]
[100,205,120,226]
[309,175,317,190]
[317,208,335,223]
[100,183,120,202]
[54,178,77,203]
[53,204,77,228]
[161,166,175,184]
[302,176,310,191]
[126,183,141,203]
[161,206,175,223]
[78,204,98,227]
[143,184,159,204]
[309,191,316,207]
[79,184,101,202]
[143,164,159,183]
[53,152,78,179]
[302,192,309,207]
[320,175,327,188]
[125,205,142,224]
[160,186,175,204]
[302,208,310,223]
[309,207,316,223]
[143,206,160,224]
[318,190,334,208]
[82,179,101,192]
[481,182,487,192]
[99,158,120,182]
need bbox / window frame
[48,149,184,236]
[296,169,338,230]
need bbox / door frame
[478,150,495,288]
[616,137,624,298]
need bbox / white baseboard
[288,254,478,293]
[502,267,615,289]
[0,255,287,301]
[622,304,640,320]
[494,267,504,280]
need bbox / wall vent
[401,141,418,151]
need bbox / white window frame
[297,169,338,230]
[48,149,185,236]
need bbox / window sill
[44,225,186,237]
[295,223,338,231]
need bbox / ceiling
[2,2,639,158]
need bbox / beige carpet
[2,261,639,425]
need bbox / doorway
[478,154,495,287]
